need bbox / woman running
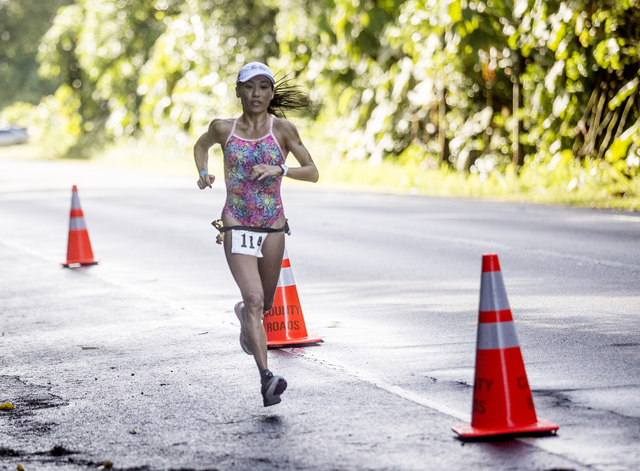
[193,62,319,407]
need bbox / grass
[320,158,640,210]
[2,138,639,212]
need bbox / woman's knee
[243,291,264,314]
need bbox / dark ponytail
[268,73,316,119]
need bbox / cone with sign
[452,253,558,439]
[62,185,98,267]
[264,247,322,347]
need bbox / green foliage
[0,0,72,108]
[35,0,178,156]
[0,99,79,157]
[136,0,278,141]
[34,0,279,156]
[4,0,640,203]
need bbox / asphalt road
[0,158,639,470]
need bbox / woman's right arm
[194,119,228,189]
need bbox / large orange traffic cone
[62,185,98,267]
[452,254,558,438]
[265,247,322,347]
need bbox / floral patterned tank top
[222,117,285,227]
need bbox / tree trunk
[585,88,607,158]
[438,81,449,166]
[512,51,524,167]
[483,84,493,155]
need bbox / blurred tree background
[1,0,639,207]
[0,0,73,108]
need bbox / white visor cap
[237,62,275,85]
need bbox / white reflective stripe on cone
[277,267,295,288]
[69,217,86,231]
[479,271,511,312]
[476,321,520,350]
[71,193,81,209]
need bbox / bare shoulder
[195,118,235,149]
[209,118,235,140]
[272,117,300,141]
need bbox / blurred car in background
[0,125,29,146]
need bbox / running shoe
[261,371,287,407]
[234,301,252,355]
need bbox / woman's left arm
[279,120,319,183]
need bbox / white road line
[315,356,471,422]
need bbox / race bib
[231,230,266,258]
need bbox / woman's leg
[223,238,269,372]
[258,230,285,312]
[221,220,288,406]
[223,230,285,370]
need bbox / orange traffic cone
[452,253,558,438]
[62,185,98,267]
[264,247,322,347]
